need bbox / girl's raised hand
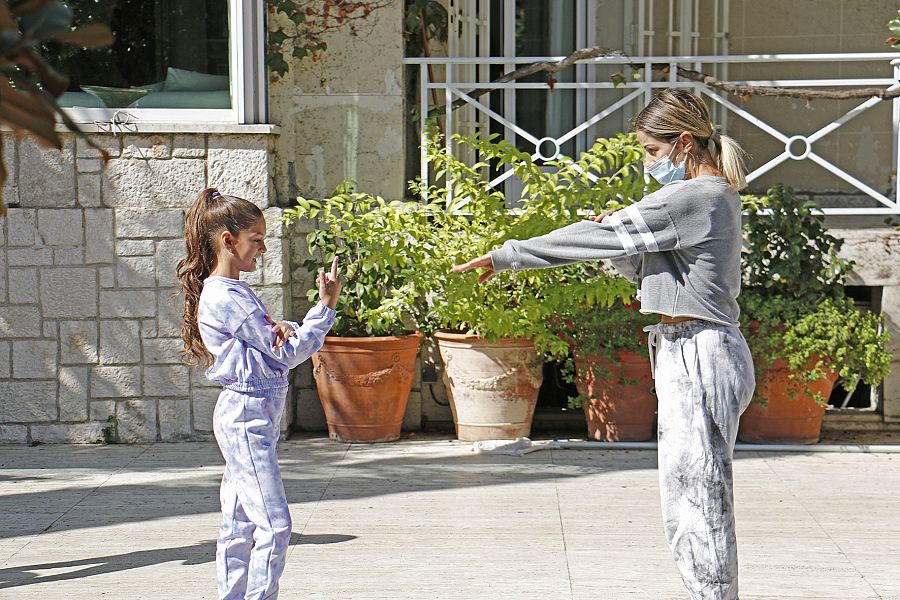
[452,253,495,283]
[317,256,342,309]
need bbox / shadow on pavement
[0,533,356,589]
[0,444,663,541]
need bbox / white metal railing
[404,53,900,215]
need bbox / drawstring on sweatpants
[643,324,661,379]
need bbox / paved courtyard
[1,436,899,600]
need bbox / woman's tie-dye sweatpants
[650,320,756,600]
[213,385,291,600]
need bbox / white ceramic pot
[434,332,543,441]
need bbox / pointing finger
[330,256,339,280]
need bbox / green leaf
[269,30,288,46]
[267,53,289,77]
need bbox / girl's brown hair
[634,88,749,191]
[176,187,264,367]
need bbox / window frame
[59,0,268,125]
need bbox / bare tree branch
[425,46,900,119]
[674,66,900,101]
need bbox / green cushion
[164,67,229,92]
[58,91,107,108]
[128,90,231,109]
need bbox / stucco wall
[267,1,407,205]
[0,129,285,443]
[726,0,898,198]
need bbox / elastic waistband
[222,376,289,392]
[651,319,737,335]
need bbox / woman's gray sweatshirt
[489,176,742,326]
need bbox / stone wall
[0,128,285,443]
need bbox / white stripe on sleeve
[624,205,660,252]
[605,213,638,255]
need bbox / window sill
[52,122,280,135]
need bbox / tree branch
[674,66,900,101]
[425,46,900,119]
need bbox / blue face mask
[645,143,686,186]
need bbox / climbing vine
[266,0,392,78]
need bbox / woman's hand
[585,210,614,223]
[264,314,295,349]
[452,253,495,283]
[317,256,342,309]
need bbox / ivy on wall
[267,0,393,78]
[266,0,449,80]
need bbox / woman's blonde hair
[634,88,748,191]
[175,188,263,367]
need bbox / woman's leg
[214,387,291,600]
[655,325,755,600]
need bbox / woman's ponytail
[711,133,749,192]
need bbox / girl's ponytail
[177,188,220,367]
[711,133,749,192]
[176,187,264,367]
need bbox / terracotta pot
[434,332,543,442]
[312,333,422,443]
[574,349,656,441]
[738,358,838,444]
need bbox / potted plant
[413,130,648,441]
[282,183,429,443]
[552,295,658,441]
[738,185,891,444]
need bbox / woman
[454,88,755,600]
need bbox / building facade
[1,0,899,442]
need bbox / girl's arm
[225,257,340,369]
[230,301,336,369]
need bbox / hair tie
[210,191,221,199]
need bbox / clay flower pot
[574,349,656,441]
[312,333,422,443]
[433,332,543,442]
[738,358,838,444]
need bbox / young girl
[454,89,755,600]
[177,188,341,600]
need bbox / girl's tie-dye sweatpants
[647,320,756,600]
[213,385,291,600]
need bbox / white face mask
[645,143,686,186]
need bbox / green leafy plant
[887,10,900,48]
[411,129,647,357]
[283,129,650,359]
[0,0,113,215]
[740,184,891,404]
[742,184,851,303]
[550,300,657,409]
[282,181,431,337]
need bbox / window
[49,0,266,123]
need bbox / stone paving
[1,436,899,600]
